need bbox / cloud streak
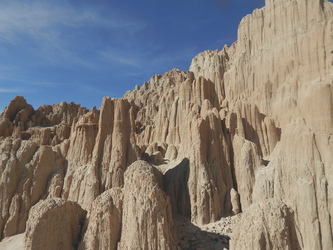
[99,50,141,67]
[0,1,146,43]
[0,88,23,93]
[0,0,147,71]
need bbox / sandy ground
[0,216,239,250]
[174,214,240,250]
[0,233,24,250]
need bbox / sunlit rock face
[24,198,86,250]
[0,0,333,249]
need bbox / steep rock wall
[187,0,333,248]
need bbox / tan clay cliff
[0,0,333,249]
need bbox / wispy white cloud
[0,0,147,70]
[0,88,23,93]
[0,74,56,87]
[98,49,141,67]
[77,83,112,96]
[0,64,14,71]
[147,46,197,71]
[0,1,146,43]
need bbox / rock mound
[230,199,300,250]
[79,188,123,250]
[24,198,86,250]
[118,160,177,249]
[78,160,178,250]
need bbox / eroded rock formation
[24,198,86,250]
[118,160,177,250]
[230,199,300,250]
[79,188,123,250]
[0,0,333,249]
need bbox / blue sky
[0,0,264,113]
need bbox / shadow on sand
[174,215,230,250]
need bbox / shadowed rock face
[164,158,191,217]
[1,0,333,249]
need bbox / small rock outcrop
[118,160,177,250]
[24,198,86,250]
[230,199,300,250]
[79,188,123,250]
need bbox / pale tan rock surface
[79,188,123,250]
[92,97,137,192]
[230,199,300,250]
[0,233,24,250]
[230,188,240,215]
[232,134,263,210]
[118,160,177,250]
[0,96,89,142]
[191,0,333,133]
[0,0,332,249]
[125,69,235,225]
[24,198,86,250]
[78,161,178,250]
[62,164,100,210]
[0,137,68,239]
[252,119,333,249]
